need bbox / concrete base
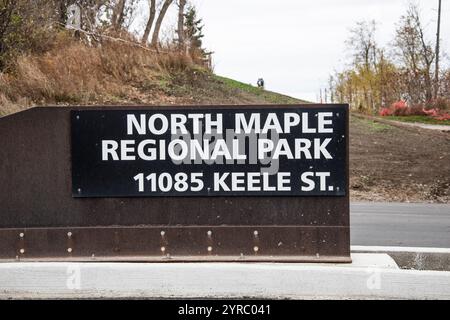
[1,253,449,299]
[352,246,450,271]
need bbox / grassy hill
[0,36,304,116]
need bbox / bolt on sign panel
[0,105,350,262]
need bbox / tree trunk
[177,0,186,49]
[59,0,69,25]
[425,68,433,102]
[112,0,126,30]
[434,0,442,99]
[142,0,156,44]
[150,0,173,48]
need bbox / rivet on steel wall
[207,230,213,255]
[18,232,25,257]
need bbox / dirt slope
[350,116,450,203]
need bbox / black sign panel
[71,105,347,197]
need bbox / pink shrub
[379,100,449,121]
[392,100,407,109]
[382,100,408,116]
[423,108,439,117]
[434,113,450,121]
[405,105,426,116]
[391,100,408,116]
[379,107,392,116]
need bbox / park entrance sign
[72,107,346,197]
[0,105,350,262]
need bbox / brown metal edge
[0,225,351,263]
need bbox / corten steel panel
[0,227,350,262]
[0,105,350,262]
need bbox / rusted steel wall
[0,106,350,262]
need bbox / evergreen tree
[184,5,204,54]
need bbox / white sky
[132,0,450,102]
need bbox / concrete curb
[351,246,450,271]
[0,253,449,299]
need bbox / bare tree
[394,4,435,103]
[150,0,173,48]
[414,7,434,103]
[346,20,377,71]
[345,20,379,111]
[141,0,156,44]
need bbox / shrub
[407,105,427,116]
[379,100,427,117]
[0,0,57,71]
[434,113,450,121]
[426,98,450,111]
[391,100,408,115]
[379,100,449,121]
[0,32,210,112]
[379,107,391,116]
[423,108,439,117]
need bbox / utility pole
[435,0,442,99]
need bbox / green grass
[214,75,307,104]
[368,121,393,132]
[351,115,393,132]
[385,115,449,125]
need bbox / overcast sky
[133,0,450,102]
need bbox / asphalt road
[351,202,450,248]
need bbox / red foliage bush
[379,100,427,117]
[407,105,427,116]
[434,113,450,121]
[379,107,391,116]
[423,108,439,117]
[392,100,407,109]
[391,100,408,115]
[379,100,449,121]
